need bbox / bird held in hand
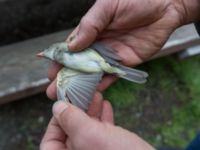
[37,42,148,110]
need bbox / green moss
[104,79,144,108]
[25,140,35,150]
[103,78,145,128]
[151,57,200,148]
[103,55,200,148]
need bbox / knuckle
[59,104,73,123]
[80,17,100,33]
[46,87,51,99]
[94,92,103,100]
[80,17,92,27]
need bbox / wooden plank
[153,24,200,58]
[0,24,199,104]
[0,30,72,104]
[178,45,200,59]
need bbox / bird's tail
[115,65,148,84]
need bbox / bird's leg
[99,61,126,76]
[99,61,117,74]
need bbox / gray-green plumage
[57,68,103,110]
[39,42,148,110]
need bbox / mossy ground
[0,55,200,150]
[104,55,200,148]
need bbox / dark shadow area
[0,0,95,46]
[0,93,52,150]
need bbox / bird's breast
[58,52,103,73]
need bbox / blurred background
[0,0,200,150]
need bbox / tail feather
[117,65,148,84]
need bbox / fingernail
[67,37,78,51]
[67,34,77,43]
[52,101,68,119]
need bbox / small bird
[37,42,148,110]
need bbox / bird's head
[37,42,69,60]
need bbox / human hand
[46,0,200,100]
[40,94,155,150]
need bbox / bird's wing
[90,42,121,66]
[57,68,103,110]
[90,42,148,82]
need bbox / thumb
[52,101,92,136]
[67,0,115,51]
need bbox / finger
[87,92,103,119]
[99,39,143,66]
[97,75,118,92]
[67,0,115,51]
[101,100,114,124]
[48,61,62,81]
[52,101,93,136]
[46,79,57,100]
[109,40,143,66]
[40,117,66,150]
[66,25,80,44]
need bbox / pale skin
[42,0,200,149]
[47,0,200,99]
[40,93,155,150]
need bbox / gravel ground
[0,93,52,150]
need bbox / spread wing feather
[57,68,103,110]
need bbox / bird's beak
[37,52,44,57]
